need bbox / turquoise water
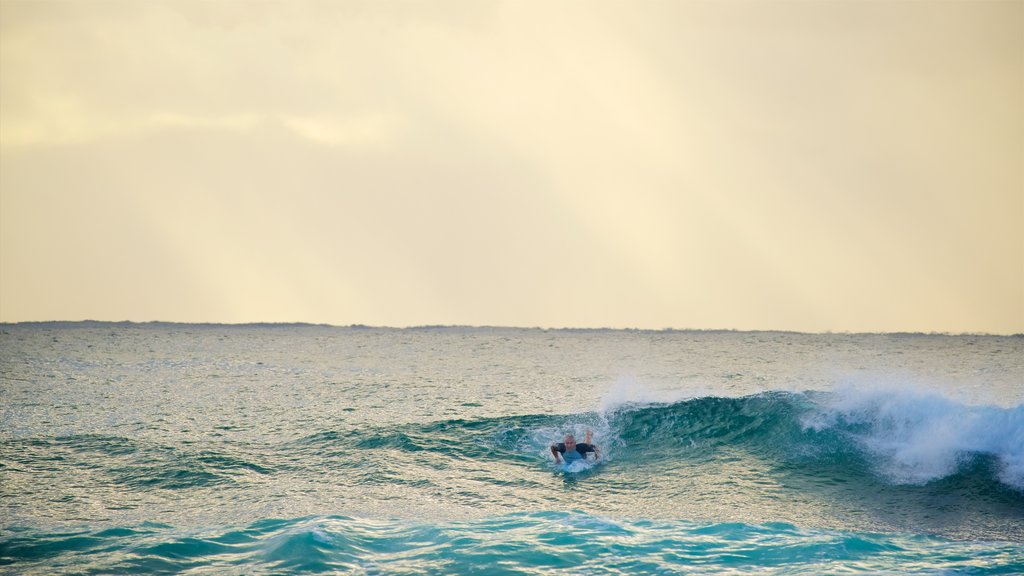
[2,325,1022,574]
[5,512,1023,575]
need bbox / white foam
[598,375,693,412]
[805,381,1024,489]
[556,459,598,474]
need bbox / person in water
[550,430,600,464]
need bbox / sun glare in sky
[1,1,1021,333]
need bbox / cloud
[280,113,407,150]
[0,109,268,149]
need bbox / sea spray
[598,374,697,413]
[804,383,1024,489]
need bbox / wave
[5,388,1021,546]
[598,388,1024,491]
[3,512,1021,575]
[15,388,1017,502]
[263,388,1024,544]
[296,388,1023,494]
[802,385,1024,489]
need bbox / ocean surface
[1,324,1022,574]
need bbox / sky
[1,0,1021,333]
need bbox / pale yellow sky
[1,0,1021,333]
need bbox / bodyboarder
[550,430,600,464]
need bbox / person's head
[563,434,576,451]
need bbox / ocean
[1,324,1022,574]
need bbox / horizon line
[0,319,1020,338]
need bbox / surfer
[550,430,600,464]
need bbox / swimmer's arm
[550,444,562,464]
[583,431,599,460]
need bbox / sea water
[1,324,1022,574]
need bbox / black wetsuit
[554,443,597,461]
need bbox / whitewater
[1,324,1022,574]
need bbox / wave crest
[594,388,1024,492]
[803,385,1024,489]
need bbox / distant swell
[1,434,273,491]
